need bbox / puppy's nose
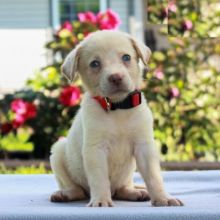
[108,74,123,86]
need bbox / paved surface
[0,171,220,219]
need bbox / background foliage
[147,0,220,37]
[146,0,220,160]
[146,37,220,161]
[0,7,220,162]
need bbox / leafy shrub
[0,88,80,158]
[0,128,33,152]
[146,37,220,161]
[146,0,220,160]
[147,0,220,37]
[147,0,168,24]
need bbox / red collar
[93,90,142,112]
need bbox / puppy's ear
[130,38,151,66]
[61,45,81,82]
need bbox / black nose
[108,74,123,86]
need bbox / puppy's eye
[90,60,101,68]
[122,54,131,62]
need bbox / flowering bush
[145,37,220,161]
[146,0,220,161]
[146,0,220,160]
[46,9,121,60]
[0,9,121,159]
[147,0,220,37]
[0,89,80,158]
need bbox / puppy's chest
[97,108,146,160]
[106,110,142,140]
[104,136,134,165]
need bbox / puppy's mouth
[103,87,132,102]
[109,87,130,94]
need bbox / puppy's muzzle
[108,74,124,87]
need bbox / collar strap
[93,90,142,112]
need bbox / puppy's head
[61,31,151,102]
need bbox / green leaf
[153,52,166,62]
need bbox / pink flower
[11,99,27,115]
[78,11,97,24]
[11,99,37,128]
[168,1,177,12]
[59,86,81,106]
[11,99,37,119]
[170,87,180,98]
[182,20,193,31]
[24,103,37,119]
[97,9,121,30]
[12,115,26,128]
[61,21,73,32]
[154,68,164,80]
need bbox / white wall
[0,0,50,28]
[129,0,145,41]
[0,29,51,89]
[0,0,51,90]
[109,0,145,41]
[108,0,129,32]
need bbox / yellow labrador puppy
[50,30,183,207]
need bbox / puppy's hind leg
[50,139,87,202]
[114,179,150,202]
[115,187,150,201]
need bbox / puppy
[50,30,183,207]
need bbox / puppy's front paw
[152,197,184,207]
[87,197,114,207]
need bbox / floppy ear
[130,37,151,66]
[61,45,81,82]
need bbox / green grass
[0,163,51,174]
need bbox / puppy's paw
[134,189,151,201]
[51,190,70,202]
[115,187,150,201]
[87,197,114,207]
[152,197,184,207]
[50,189,86,202]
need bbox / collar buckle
[104,97,111,112]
